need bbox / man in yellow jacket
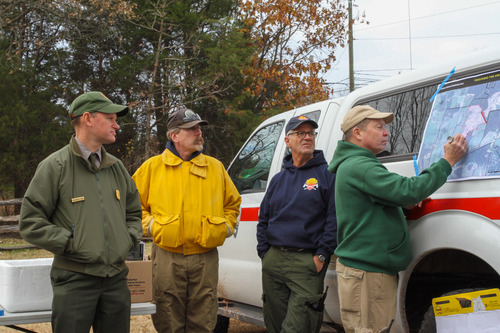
[132,106,241,333]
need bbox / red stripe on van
[240,207,260,221]
[406,197,500,220]
[240,197,500,222]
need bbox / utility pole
[407,0,413,70]
[348,0,354,92]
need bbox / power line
[327,1,500,96]
[356,31,500,40]
[356,69,410,72]
[355,1,500,32]
[325,71,392,85]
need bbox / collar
[162,146,209,179]
[166,141,203,161]
[74,135,102,162]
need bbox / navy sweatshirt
[256,150,337,259]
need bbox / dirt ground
[0,238,267,332]
[0,317,267,333]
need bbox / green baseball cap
[69,91,129,119]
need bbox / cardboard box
[0,258,54,312]
[126,260,152,303]
[433,289,500,333]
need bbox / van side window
[363,85,436,156]
[228,121,285,193]
[301,110,321,124]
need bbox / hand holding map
[443,134,468,167]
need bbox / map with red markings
[418,69,500,181]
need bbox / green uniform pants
[50,266,131,333]
[262,246,328,333]
[151,245,219,333]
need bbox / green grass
[0,238,153,261]
[0,238,53,260]
[0,238,31,247]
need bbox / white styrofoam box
[0,258,54,312]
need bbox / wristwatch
[317,254,326,262]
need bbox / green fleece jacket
[20,136,142,277]
[328,141,452,275]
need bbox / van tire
[213,315,230,333]
[418,288,481,333]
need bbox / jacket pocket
[387,232,412,272]
[112,222,135,264]
[151,215,181,248]
[198,215,228,248]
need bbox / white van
[216,48,500,333]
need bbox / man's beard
[194,137,204,151]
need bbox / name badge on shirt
[71,196,85,203]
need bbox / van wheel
[213,315,230,333]
[418,288,481,333]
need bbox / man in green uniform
[20,92,142,333]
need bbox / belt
[277,246,311,252]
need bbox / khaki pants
[336,259,397,333]
[151,245,218,333]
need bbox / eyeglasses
[288,131,317,139]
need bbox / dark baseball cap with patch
[69,92,128,119]
[167,106,208,130]
[285,115,318,133]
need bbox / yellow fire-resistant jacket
[132,147,241,255]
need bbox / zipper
[95,172,110,276]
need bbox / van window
[363,85,436,156]
[228,121,285,193]
[298,110,321,124]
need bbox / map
[418,69,500,181]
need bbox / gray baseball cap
[167,106,208,130]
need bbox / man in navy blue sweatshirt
[257,115,337,333]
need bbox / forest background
[0,0,353,199]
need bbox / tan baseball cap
[341,105,394,134]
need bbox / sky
[324,0,500,97]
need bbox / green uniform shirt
[20,136,142,277]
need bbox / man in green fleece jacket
[20,92,142,333]
[328,105,467,333]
